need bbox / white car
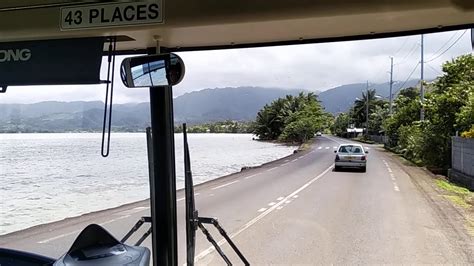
[316,132,322,136]
[334,144,368,172]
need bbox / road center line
[291,158,298,162]
[211,180,240,190]
[194,164,334,263]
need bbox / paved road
[1,135,472,264]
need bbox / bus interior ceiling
[0,0,473,53]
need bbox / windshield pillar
[149,84,178,266]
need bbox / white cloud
[1,29,471,104]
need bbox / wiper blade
[183,123,249,266]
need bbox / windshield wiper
[183,123,249,266]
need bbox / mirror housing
[365,151,369,154]
[120,53,185,88]
[334,150,337,153]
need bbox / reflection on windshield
[131,60,167,87]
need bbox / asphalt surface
[1,135,472,264]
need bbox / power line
[392,37,409,57]
[425,30,468,63]
[393,42,418,67]
[426,63,443,76]
[429,31,460,57]
[396,62,420,91]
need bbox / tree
[383,87,421,147]
[386,54,473,168]
[253,92,330,142]
[350,89,387,134]
[332,113,350,137]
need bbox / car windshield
[339,145,363,154]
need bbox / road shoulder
[379,147,474,260]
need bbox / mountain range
[0,81,419,133]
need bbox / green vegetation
[384,54,473,169]
[253,92,331,143]
[332,89,389,137]
[350,89,388,135]
[175,120,253,133]
[436,179,473,210]
[333,54,473,172]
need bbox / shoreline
[0,144,303,238]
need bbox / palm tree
[352,89,381,127]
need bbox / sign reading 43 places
[60,1,163,30]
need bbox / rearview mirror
[120,53,185,88]
[365,151,369,154]
[334,150,337,153]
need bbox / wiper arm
[183,123,249,266]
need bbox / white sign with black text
[60,1,163,30]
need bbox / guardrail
[448,137,474,190]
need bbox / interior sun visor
[0,37,105,87]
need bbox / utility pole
[366,80,369,136]
[420,34,425,121]
[389,56,394,114]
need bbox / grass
[443,195,471,209]
[435,179,474,235]
[436,179,473,209]
[298,141,314,151]
[435,179,471,196]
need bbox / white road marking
[209,194,215,197]
[195,193,200,196]
[387,168,393,173]
[119,207,152,215]
[268,202,276,206]
[325,147,330,149]
[276,206,283,210]
[177,197,185,202]
[280,162,289,166]
[194,164,334,263]
[277,196,284,201]
[258,208,267,212]
[318,147,322,149]
[38,230,81,244]
[284,159,290,162]
[266,167,278,172]
[100,215,131,226]
[393,183,400,191]
[293,195,299,199]
[333,146,337,149]
[211,180,239,190]
[285,200,291,204]
[39,213,134,244]
[291,158,298,162]
[133,207,149,210]
[244,174,257,179]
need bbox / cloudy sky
[2,29,472,104]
